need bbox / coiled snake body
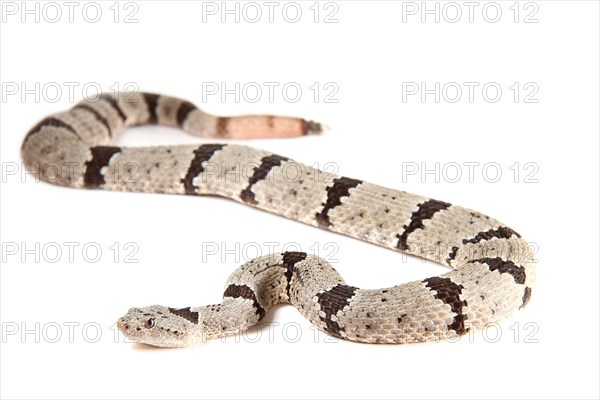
[21,92,535,347]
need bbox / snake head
[117,305,202,347]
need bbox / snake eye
[145,318,155,328]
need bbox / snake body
[21,92,535,347]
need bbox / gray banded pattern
[241,154,289,205]
[21,92,536,347]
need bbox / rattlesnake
[21,92,535,347]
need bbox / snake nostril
[124,324,129,330]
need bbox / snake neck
[197,298,268,342]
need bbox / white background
[1,1,598,399]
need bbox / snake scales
[21,92,535,347]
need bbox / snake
[21,92,536,347]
